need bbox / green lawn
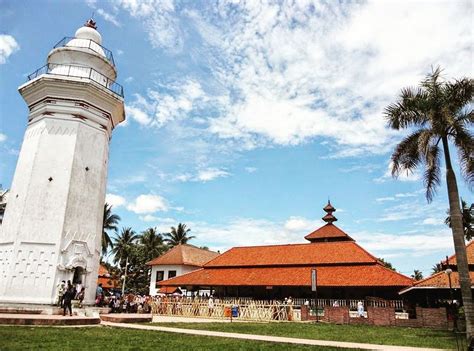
[0,326,353,350]
[149,322,457,349]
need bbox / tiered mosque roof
[158,202,413,290]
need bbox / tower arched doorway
[72,266,85,285]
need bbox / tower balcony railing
[53,37,115,66]
[27,63,124,98]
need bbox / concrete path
[101,321,447,351]
[152,315,239,323]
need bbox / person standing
[75,280,83,299]
[56,280,66,307]
[357,301,365,318]
[63,281,74,316]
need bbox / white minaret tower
[0,19,125,305]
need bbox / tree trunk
[442,137,473,339]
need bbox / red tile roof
[146,244,219,267]
[304,224,354,242]
[159,264,413,287]
[97,265,119,289]
[98,264,109,276]
[204,241,373,268]
[445,241,474,265]
[158,286,182,294]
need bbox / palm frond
[385,87,429,129]
[445,77,474,116]
[423,145,441,203]
[451,123,474,188]
[391,130,424,177]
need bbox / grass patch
[0,325,353,350]
[148,322,456,349]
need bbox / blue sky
[0,0,472,277]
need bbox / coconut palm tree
[432,263,443,274]
[140,227,165,262]
[385,66,473,338]
[163,223,195,247]
[111,227,138,266]
[445,199,474,241]
[411,270,423,281]
[102,203,121,256]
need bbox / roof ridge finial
[84,17,97,30]
[322,200,337,224]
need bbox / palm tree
[102,203,120,256]
[111,227,138,266]
[140,227,165,262]
[445,199,474,241]
[163,223,195,247]
[411,270,423,281]
[385,66,473,338]
[432,263,443,274]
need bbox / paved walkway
[101,321,447,351]
[152,315,238,323]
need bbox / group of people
[56,280,85,316]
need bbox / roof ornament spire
[322,200,337,224]
[84,17,97,30]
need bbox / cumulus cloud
[117,1,471,157]
[127,194,168,214]
[125,80,206,127]
[0,34,19,64]
[0,133,6,143]
[105,193,126,208]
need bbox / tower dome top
[75,19,102,45]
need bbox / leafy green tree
[411,270,424,281]
[102,203,120,256]
[385,66,474,336]
[163,223,195,247]
[111,227,138,267]
[140,227,166,262]
[445,199,474,241]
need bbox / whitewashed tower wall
[0,20,125,305]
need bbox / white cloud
[421,217,445,226]
[0,35,19,64]
[0,133,6,143]
[284,216,321,232]
[125,80,206,127]
[195,168,229,182]
[376,197,395,203]
[374,162,422,183]
[245,167,257,173]
[173,167,230,183]
[119,0,182,52]
[127,194,168,214]
[353,230,453,255]
[117,1,471,157]
[97,8,121,27]
[378,199,445,223]
[125,104,152,125]
[105,193,126,208]
[124,76,134,83]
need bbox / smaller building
[146,244,219,296]
[97,264,120,290]
[400,241,474,306]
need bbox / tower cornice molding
[19,76,124,127]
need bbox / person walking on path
[63,281,74,316]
